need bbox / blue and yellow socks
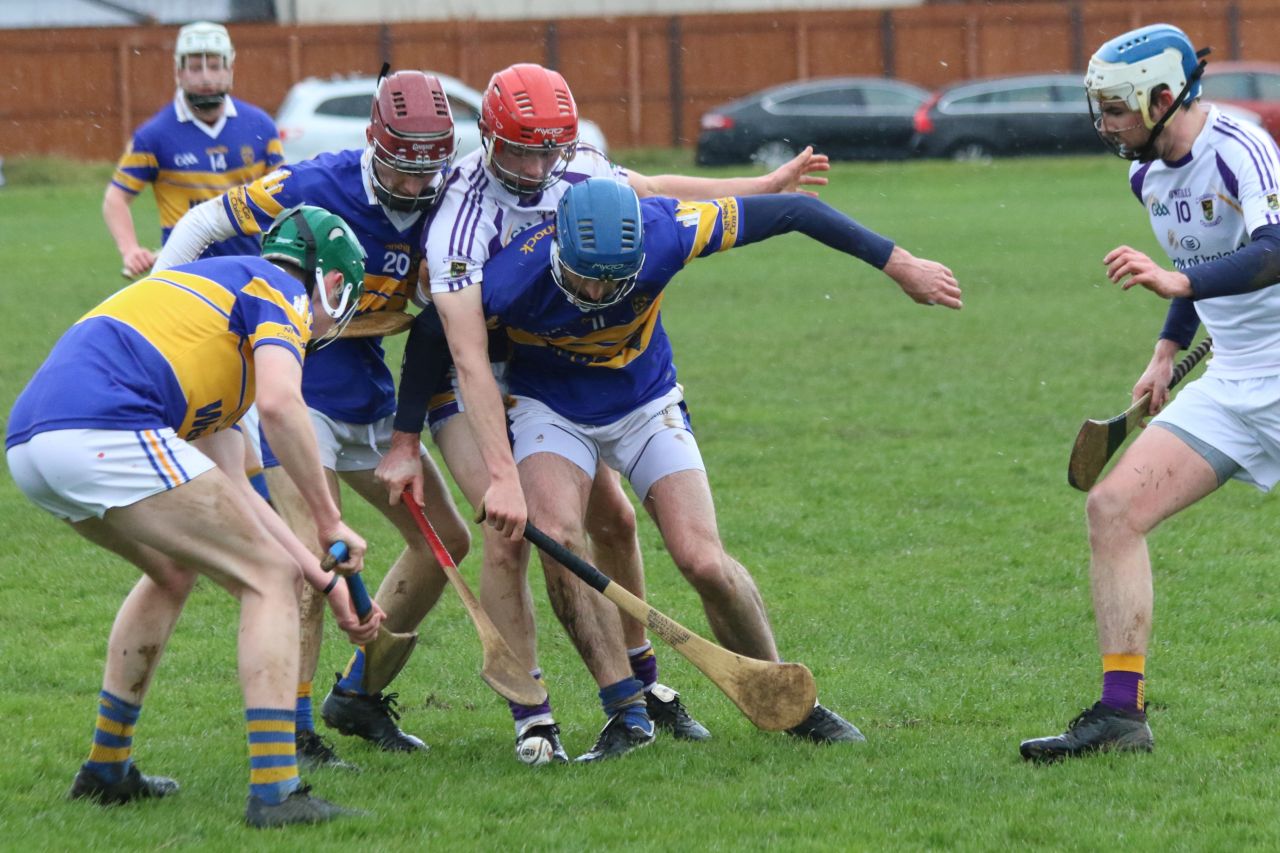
[1101,654,1145,713]
[84,690,140,784]
[246,708,300,805]
[599,677,647,728]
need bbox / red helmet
[367,70,456,212]
[480,63,579,196]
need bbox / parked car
[275,74,608,164]
[910,73,1105,160]
[1201,61,1280,139]
[696,77,930,167]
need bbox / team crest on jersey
[241,145,255,167]
[1268,193,1280,211]
[1197,194,1222,226]
[292,294,310,316]
[631,294,651,314]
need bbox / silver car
[275,73,608,164]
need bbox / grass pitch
[2,154,1277,849]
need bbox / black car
[910,73,1105,160]
[696,77,930,167]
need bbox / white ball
[516,735,555,766]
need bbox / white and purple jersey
[1132,106,1280,378]
[422,144,628,298]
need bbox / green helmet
[261,205,367,332]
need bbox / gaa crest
[1197,193,1222,226]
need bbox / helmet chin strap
[1133,49,1210,163]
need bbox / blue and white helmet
[551,178,645,312]
[1085,23,1203,130]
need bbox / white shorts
[1152,373,1280,492]
[7,428,215,522]
[262,410,426,473]
[507,386,704,501]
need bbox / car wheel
[948,140,994,163]
[751,141,798,170]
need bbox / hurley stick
[1067,337,1212,491]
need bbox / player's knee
[1085,480,1137,533]
[674,546,732,596]
[441,522,471,564]
[585,497,638,549]
[150,565,199,604]
[238,557,304,602]
[482,529,527,576]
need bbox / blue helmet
[551,178,645,311]
[1085,24,1204,129]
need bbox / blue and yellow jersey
[220,148,425,423]
[482,196,740,425]
[6,257,310,449]
[111,94,284,257]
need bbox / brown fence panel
[2,2,1277,161]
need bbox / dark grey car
[910,73,1105,160]
[696,77,930,167]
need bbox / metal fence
[2,0,1277,159]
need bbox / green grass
[2,154,1277,849]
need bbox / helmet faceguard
[1084,23,1209,162]
[367,70,456,213]
[480,63,579,196]
[261,205,368,350]
[551,179,644,312]
[174,22,234,112]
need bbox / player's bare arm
[192,426,383,643]
[435,286,527,541]
[882,246,963,309]
[628,145,830,200]
[1105,245,1193,298]
[102,185,157,277]
[254,345,366,571]
[152,196,240,271]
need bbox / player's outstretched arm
[629,145,829,201]
[882,247,962,309]
[194,425,384,643]
[152,197,240,271]
[254,345,366,571]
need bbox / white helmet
[174,21,235,69]
[1084,24,1201,130]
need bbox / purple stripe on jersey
[1215,119,1278,189]
[450,161,489,257]
[463,167,493,254]
[135,430,174,488]
[1215,152,1240,199]
[157,431,191,482]
[152,277,233,319]
[1130,162,1153,202]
